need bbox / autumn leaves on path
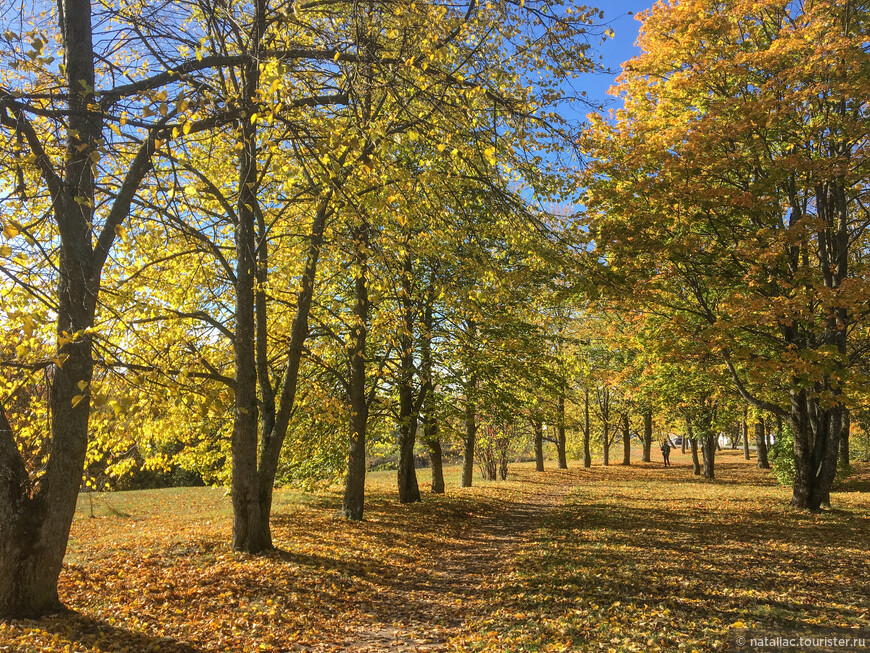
[3,459,869,652]
[1,466,580,652]
[332,470,580,652]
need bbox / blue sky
[584,1,654,110]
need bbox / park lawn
[0,453,867,652]
[461,451,870,652]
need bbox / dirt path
[326,468,580,653]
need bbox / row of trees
[0,0,601,617]
[581,0,870,507]
[3,0,869,622]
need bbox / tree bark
[341,223,370,520]
[583,389,591,468]
[602,418,609,466]
[742,408,750,460]
[621,413,631,465]
[839,410,850,468]
[461,319,477,488]
[701,432,715,479]
[755,418,769,470]
[230,0,270,553]
[461,370,477,488]
[556,389,567,469]
[533,420,544,471]
[420,292,443,494]
[689,438,700,476]
[397,249,421,503]
[426,433,445,494]
[789,392,844,509]
[0,0,106,616]
[642,409,652,462]
[255,198,330,547]
[685,416,700,475]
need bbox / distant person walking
[660,440,671,467]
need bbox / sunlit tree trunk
[533,420,544,471]
[231,0,270,553]
[701,432,715,479]
[342,223,370,520]
[621,413,631,466]
[755,418,769,471]
[420,295,443,494]
[583,389,591,468]
[461,371,477,488]
[461,319,477,488]
[0,0,103,616]
[397,249,421,503]
[686,416,700,475]
[742,408,750,460]
[642,409,652,463]
[556,389,567,469]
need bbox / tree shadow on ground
[21,612,200,652]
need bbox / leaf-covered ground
[2,451,869,652]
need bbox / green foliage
[770,423,794,487]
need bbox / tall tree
[584,0,870,508]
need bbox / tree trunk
[755,418,769,470]
[689,438,700,475]
[256,197,330,547]
[839,410,850,468]
[642,409,652,462]
[397,249,421,504]
[602,419,609,466]
[583,389,591,468]
[701,432,715,479]
[533,420,544,471]
[0,0,110,615]
[0,0,175,614]
[420,292,442,494]
[426,434,445,494]
[231,0,270,552]
[681,434,687,454]
[341,223,370,520]
[790,391,844,510]
[556,389,567,469]
[461,369,477,488]
[742,408,750,460]
[621,413,631,466]
[0,402,62,618]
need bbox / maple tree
[583,0,870,509]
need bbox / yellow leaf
[77,380,89,391]
[71,394,85,408]
[0,245,11,257]
[250,113,258,124]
